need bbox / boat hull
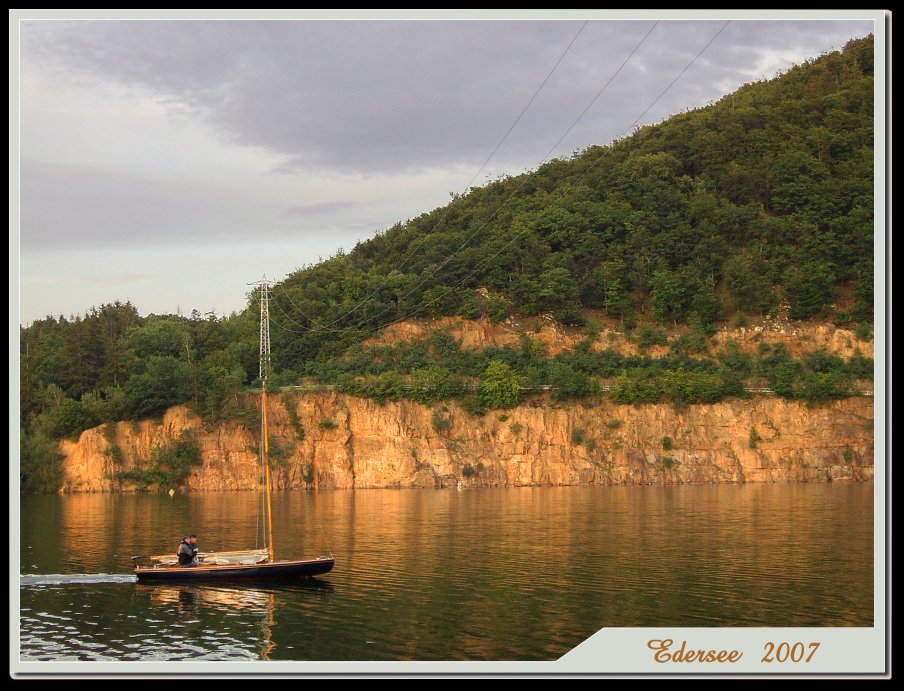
[135,557,334,582]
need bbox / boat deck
[135,556,335,581]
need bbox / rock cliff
[59,393,873,492]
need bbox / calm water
[18,484,873,661]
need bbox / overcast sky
[14,14,875,325]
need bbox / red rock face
[59,393,874,493]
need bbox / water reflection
[143,580,335,614]
[20,485,873,660]
[139,580,336,659]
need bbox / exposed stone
[58,394,874,493]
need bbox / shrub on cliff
[609,373,661,405]
[409,366,466,404]
[659,369,726,404]
[358,371,406,404]
[477,360,523,409]
[119,430,202,490]
[548,361,596,401]
[797,371,852,401]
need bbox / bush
[285,401,306,440]
[749,428,762,449]
[81,389,125,427]
[268,369,299,389]
[358,371,405,404]
[20,429,64,493]
[724,254,777,315]
[45,397,99,442]
[720,342,753,376]
[637,325,669,350]
[659,369,725,404]
[571,427,586,445]
[486,294,513,324]
[477,360,523,409]
[460,395,487,417]
[797,371,851,401]
[431,409,452,432]
[807,349,845,374]
[847,353,874,381]
[422,285,465,318]
[119,430,202,490]
[610,373,661,404]
[549,361,595,401]
[409,366,465,404]
[459,293,482,319]
[669,327,709,355]
[662,436,673,451]
[319,418,338,430]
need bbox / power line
[295,20,661,335]
[270,288,320,331]
[343,20,662,330]
[268,21,729,339]
[277,20,590,331]
[393,21,733,324]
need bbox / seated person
[177,536,199,567]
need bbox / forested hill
[271,35,873,363]
[20,36,874,491]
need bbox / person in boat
[177,536,199,567]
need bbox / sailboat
[134,277,335,582]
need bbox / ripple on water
[18,485,873,660]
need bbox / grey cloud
[20,159,414,251]
[22,19,872,175]
[22,159,273,250]
[83,273,154,285]
[283,200,365,218]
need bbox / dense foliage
[265,36,873,365]
[314,332,871,409]
[19,37,875,491]
[119,431,203,490]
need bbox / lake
[18,483,873,661]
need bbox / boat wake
[20,573,138,586]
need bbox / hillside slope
[20,36,876,492]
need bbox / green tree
[724,252,777,315]
[477,360,523,409]
[784,261,837,319]
[123,356,193,418]
[20,428,64,493]
[538,267,579,314]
